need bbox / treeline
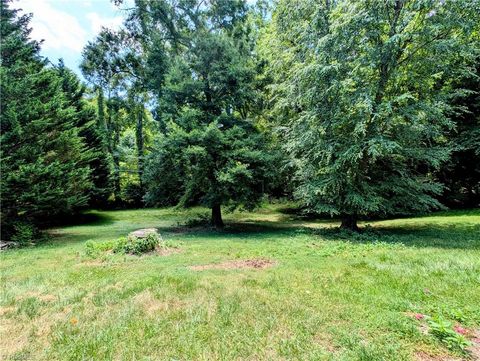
[1,0,479,240]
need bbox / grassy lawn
[1,205,479,361]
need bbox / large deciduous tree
[81,28,151,202]
[266,0,480,230]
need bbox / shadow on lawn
[158,220,298,238]
[49,211,116,228]
[159,216,480,250]
[314,223,480,250]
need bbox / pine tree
[55,60,113,206]
[0,0,92,237]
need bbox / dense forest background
[1,0,479,240]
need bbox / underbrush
[427,315,471,352]
[84,232,172,258]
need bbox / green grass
[1,205,479,360]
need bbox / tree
[438,62,480,208]
[81,29,124,199]
[139,0,273,228]
[0,0,92,236]
[55,60,113,206]
[81,28,150,202]
[266,0,480,230]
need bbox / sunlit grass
[1,205,479,360]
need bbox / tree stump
[128,228,159,239]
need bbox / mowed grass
[1,205,479,361]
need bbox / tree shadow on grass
[160,216,480,250]
[314,222,480,250]
[47,210,116,228]
[158,220,301,239]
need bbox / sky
[16,0,132,77]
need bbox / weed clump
[114,233,162,255]
[84,232,166,258]
[427,316,471,352]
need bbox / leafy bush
[113,233,163,255]
[427,316,471,351]
[10,222,36,246]
[84,233,163,257]
[121,182,144,207]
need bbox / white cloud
[86,12,123,35]
[16,0,125,55]
[18,0,88,52]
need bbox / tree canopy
[0,0,94,236]
[1,0,479,239]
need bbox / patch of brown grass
[16,291,57,303]
[0,318,29,360]
[313,332,339,354]
[414,351,462,361]
[133,291,185,316]
[189,258,276,271]
[155,247,182,256]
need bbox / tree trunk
[340,215,359,232]
[135,105,144,191]
[211,204,224,229]
[112,105,121,200]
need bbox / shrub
[121,182,144,207]
[113,233,163,255]
[427,316,471,351]
[84,233,163,258]
[10,222,36,246]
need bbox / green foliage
[84,239,117,258]
[180,213,212,228]
[121,182,144,207]
[139,0,274,227]
[10,222,36,246]
[438,63,480,208]
[264,0,480,228]
[55,61,113,206]
[427,316,471,351]
[85,233,163,257]
[0,1,93,237]
[145,122,273,216]
[113,233,161,255]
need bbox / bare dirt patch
[0,318,29,360]
[467,332,480,361]
[190,258,276,271]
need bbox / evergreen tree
[0,0,92,236]
[139,0,273,228]
[55,60,113,206]
[266,0,480,229]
